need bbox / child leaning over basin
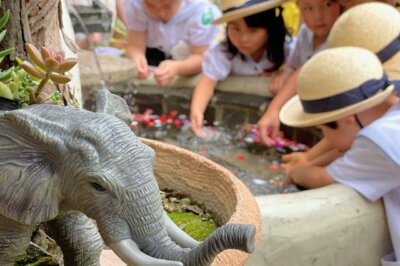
[190,0,287,137]
[282,3,400,170]
[280,47,400,266]
[123,0,221,86]
[257,0,341,145]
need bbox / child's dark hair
[224,8,287,72]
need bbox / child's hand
[154,60,178,86]
[282,152,309,172]
[269,69,292,95]
[257,71,273,77]
[190,110,207,138]
[134,55,150,80]
[283,165,306,187]
[257,108,280,146]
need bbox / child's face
[143,0,180,23]
[318,117,359,152]
[298,0,341,39]
[227,18,267,59]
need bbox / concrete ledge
[78,52,273,98]
[78,51,137,88]
[247,184,392,266]
[139,74,273,98]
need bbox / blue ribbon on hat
[376,35,400,63]
[224,0,266,13]
[393,80,400,94]
[301,73,392,113]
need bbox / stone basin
[101,138,262,266]
[143,138,262,266]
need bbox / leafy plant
[21,43,78,104]
[0,0,15,101]
[0,0,79,107]
[0,43,78,107]
[0,0,14,64]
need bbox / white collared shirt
[287,23,327,69]
[328,103,400,266]
[202,42,274,81]
[123,0,221,58]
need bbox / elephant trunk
[109,181,255,265]
[131,223,256,266]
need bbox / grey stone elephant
[0,90,256,266]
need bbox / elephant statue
[0,89,256,266]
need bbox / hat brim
[213,0,287,24]
[279,85,395,128]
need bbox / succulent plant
[0,1,78,107]
[21,43,78,103]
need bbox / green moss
[14,256,58,266]
[167,212,217,241]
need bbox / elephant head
[0,89,256,266]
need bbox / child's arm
[282,138,334,169]
[190,75,218,136]
[308,147,343,167]
[257,68,300,146]
[154,45,208,86]
[283,146,342,189]
[285,164,336,189]
[126,30,149,79]
[269,66,294,95]
[116,0,125,23]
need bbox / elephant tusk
[108,239,184,266]
[164,211,200,248]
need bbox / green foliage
[0,3,78,107]
[14,255,58,266]
[0,66,38,106]
[0,4,14,71]
[167,212,217,241]
[19,43,78,104]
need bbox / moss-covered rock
[168,212,217,241]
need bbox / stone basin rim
[140,137,262,266]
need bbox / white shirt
[287,23,327,69]
[202,42,274,81]
[328,103,400,266]
[123,0,221,58]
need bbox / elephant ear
[95,88,132,125]
[0,109,62,225]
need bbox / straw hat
[212,0,287,24]
[279,47,395,127]
[327,3,400,68]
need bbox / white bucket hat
[279,47,395,128]
[212,0,286,24]
[327,3,400,74]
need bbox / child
[190,0,287,137]
[123,0,221,86]
[280,47,400,265]
[282,2,400,170]
[257,0,341,145]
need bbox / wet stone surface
[85,87,316,196]
[131,111,306,196]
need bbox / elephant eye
[90,182,107,192]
